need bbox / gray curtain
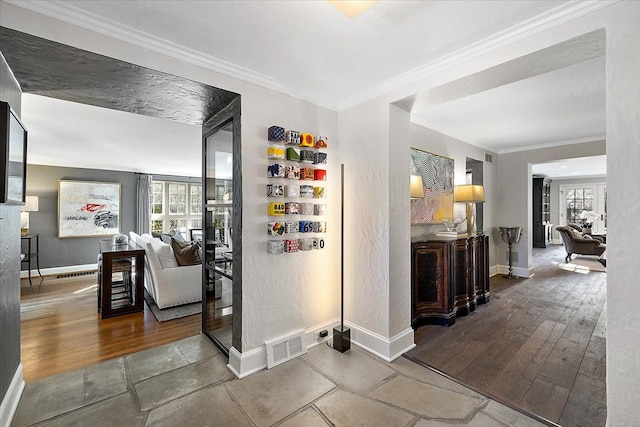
[136,174,152,234]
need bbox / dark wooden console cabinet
[411,235,489,327]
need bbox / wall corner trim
[489,265,499,277]
[495,264,535,278]
[347,323,415,362]
[0,364,25,427]
[20,263,98,279]
[227,346,266,379]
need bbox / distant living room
[18,91,234,381]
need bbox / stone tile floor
[12,334,547,426]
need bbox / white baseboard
[305,319,339,349]
[20,263,98,279]
[495,264,534,278]
[489,265,499,277]
[227,321,416,378]
[227,346,266,379]
[227,320,340,378]
[1,364,24,427]
[345,323,415,362]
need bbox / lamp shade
[410,175,425,199]
[21,195,39,212]
[455,185,485,203]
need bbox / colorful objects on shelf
[286,147,300,161]
[268,202,285,216]
[285,165,301,180]
[267,240,285,254]
[299,221,314,233]
[267,184,284,197]
[300,238,314,251]
[268,126,285,142]
[285,130,300,145]
[285,239,301,253]
[285,202,300,215]
[300,168,315,180]
[315,136,328,149]
[313,152,327,164]
[268,145,285,159]
[300,203,314,215]
[268,163,285,178]
[300,185,314,198]
[299,133,314,147]
[285,185,299,198]
[268,221,285,235]
[314,204,327,216]
[300,150,314,163]
[314,169,326,181]
[285,222,300,233]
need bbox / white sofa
[130,231,201,309]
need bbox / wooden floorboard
[407,244,607,426]
[20,273,200,382]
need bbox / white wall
[604,2,640,423]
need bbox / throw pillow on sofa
[133,232,179,269]
[170,238,202,266]
[148,238,180,268]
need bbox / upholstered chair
[555,225,606,263]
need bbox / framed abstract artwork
[58,180,121,238]
[410,148,454,225]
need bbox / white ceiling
[22,94,202,177]
[411,56,605,152]
[10,0,608,177]
[532,155,606,180]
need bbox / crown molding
[412,116,605,155]
[339,0,619,110]
[4,0,338,110]
[410,116,496,154]
[4,0,618,112]
[553,174,606,181]
[497,135,606,154]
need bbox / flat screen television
[0,101,28,205]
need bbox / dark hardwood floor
[407,244,606,427]
[20,272,200,382]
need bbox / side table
[21,234,43,289]
[98,239,145,319]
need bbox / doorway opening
[1,26,242,376]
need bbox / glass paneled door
[560,183,606,234]
[202,97,241,356]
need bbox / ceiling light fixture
[328,0,379,18]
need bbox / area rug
[561,256,606,273]
[143,281,233,322]
[144,289,201,322]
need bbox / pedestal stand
[499,226,522,279]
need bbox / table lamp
[410,175,425,199]
[455,185,484,236]
[20,195,39,236]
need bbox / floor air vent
[56,271,97,279]
[265,330,307,369]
